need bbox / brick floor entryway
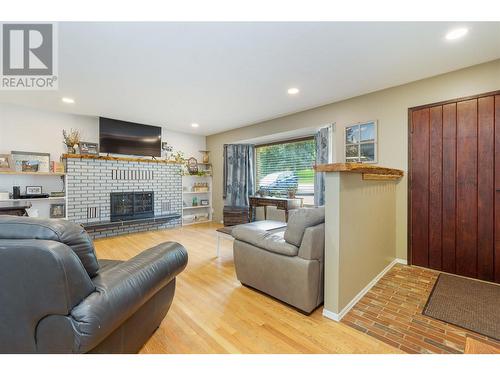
[342,264,500,354]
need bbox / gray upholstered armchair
[0,216,188,353]
[232,207,325,313]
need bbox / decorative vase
[199,150,210,164]
[67,146,75,154]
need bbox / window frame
[344,120,378,163]
[254,136,316,200]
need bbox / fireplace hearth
[110,191,154,222]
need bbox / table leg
[264,205,267,220]
[216,233,221,258]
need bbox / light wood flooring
[94,223,401,354]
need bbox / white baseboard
[322,257,405,322]
[395,258,407,265]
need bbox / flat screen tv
[99,117,162,157]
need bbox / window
[345,120,377,163]
[255,138,316,205]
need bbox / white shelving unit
[0,170,67,219]
[182,173,213,226]
[0,196,66,202]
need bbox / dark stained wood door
[409,92,500,283]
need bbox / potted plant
[287,187,297,199]
[63,129,81,154]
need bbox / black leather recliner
[0,216,188,353]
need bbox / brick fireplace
[64,155,182,238]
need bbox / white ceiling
[1,22,500,136]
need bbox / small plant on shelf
[62,129,81,154]
[172,151,185,163]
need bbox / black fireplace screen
[110,191,154,221]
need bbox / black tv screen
[99,117,162,157]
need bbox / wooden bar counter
[315,162,404,181]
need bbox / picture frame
[50,203,66,219]
[26,186,42,195]
[0,154,14,172]
[21,160,40,172]
[11,151,51,173]
[187,157,199,175]
[344,120,378,163]
[79,142,99,155]
[200,199,209,206]
[161,142,172,152]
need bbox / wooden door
[409,91,500,283]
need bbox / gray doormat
[423,273,500,341]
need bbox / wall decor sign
[79,142,99,155]
[26,186,42,195]
[0,154,14,172]
[11,151,50,173]
[344,120,378,163]
[200,199,209,206]
[50,203,66,218]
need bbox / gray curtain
[314,126,330,206]
[223,144,255,207]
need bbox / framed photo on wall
[344,120,377,163]
[0,154,14,172]
[11,151,51,173]
[50,203,66,219]
[80,142,99,155]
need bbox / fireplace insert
[110,191,154,222]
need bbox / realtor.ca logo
[1,23,58,90]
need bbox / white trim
[326,123,335,164]
[322,308,342,322]
[322,257,404,322]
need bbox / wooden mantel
[62,153,183,164]
[314,163,404,181]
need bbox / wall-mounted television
[99,117,162,157]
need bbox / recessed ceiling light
[191,123,199,128]
[287,87,300,95]
[62,97,75,104]
[445,27,468,41]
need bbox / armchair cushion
[298,223,325,260]
[284,206,325,247]
[232,225,298,256]
[0,239,95,353]
[0,216,99,277]
[60,241,188,353]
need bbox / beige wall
[207,59,500,259]
[323,172,397,314]
[337,173,396,312]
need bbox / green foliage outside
[296,169,314,184]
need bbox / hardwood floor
[94,223,401,354]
